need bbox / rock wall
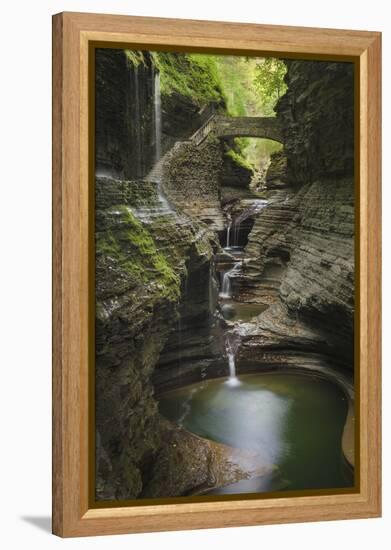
[94,49,232,500]
[220,149,253,191]
[277,60,354,184]
[95,49,156,179]
[96,49,210,180]
[265,150,288,190]
[95,176,218,499]
[239,60,355,365]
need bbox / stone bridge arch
[213,115,284,144]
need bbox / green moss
[225,149,254,172]
[96,206,181,301]
[124,50,147,67]
[152,52,225,106]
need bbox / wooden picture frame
[52,11,381,537]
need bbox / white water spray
[225,222,232,248]
[225,333,241,387]
[154,71,162,164]
[134,66,142,177]
[220,262,241,298]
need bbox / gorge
[95,49,355,501]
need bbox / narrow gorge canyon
[95,49,355,500]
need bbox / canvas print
[94,49,355,502]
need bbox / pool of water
[220,301,269,322]
[158,372,353,495]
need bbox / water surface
[221,301,269,322]
[159,372,353,494]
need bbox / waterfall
[231,199,268,247]
[236,200,268,225]
[228,352,236,379]
[225,332,241,387]
[220,262,241,298]
[133,66,142,177]
[225,222,232,248]
[221,271,231,298]
[151,69,173,211]
[233,220,241,248]
[154,71,162,164]
[208,263,215,315]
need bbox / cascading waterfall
[233,221,241,248]
[226,199,267,248]
[220,262,241,298]
[230,199,268,247]
[221,272,231,298]
[154,71,162,164]
[225,332,241,387]
[225,222,232,248]
[152,69,173,211]
[208,263,215,315]
[133,66,142,177]
[228,353,236,380]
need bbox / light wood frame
[52,11,382,538]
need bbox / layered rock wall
[277,60,354,184]
[95,176,216,499]
[240,60,355,365]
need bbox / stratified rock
[265,150,288,190]
[220,148,253,190]
[141,419,275,498]
[277,60,354,184]
[95,176,217,500]
[236,60,354,365]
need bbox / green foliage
[96,206,180,301]
[225,148,254,172]
[125,50,147,67]
[254,58,287,115]
[210,56,263,117]
[240,137,282,168]
[152,52,225,106]
[203,55,286,168]
[124,50,287,170]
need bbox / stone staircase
[146,141,186,183]
[146,112,217,186]
[140,113,219,223]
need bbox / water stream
[133,65,142,177]
[227,199,268,248]
[220,262,241,299]
[225,222,232,248]
[154,71,162,164]
[151,70,174,212]
[225,332,241,387]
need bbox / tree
[253,58,287,114]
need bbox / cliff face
[95,49,210,180]
[238,60,355,365]
[95,50,156,179]
[277,60,354,184]
[95,176,219,499]
[94,50,231,500]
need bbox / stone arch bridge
[192,114,284,145]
